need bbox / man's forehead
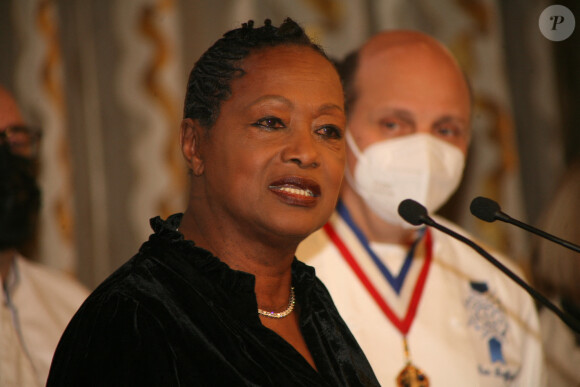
[361,30,440,55]
[355,32,469,100]
[360,31,455,70]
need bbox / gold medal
[396,337,429,387]
[397,362,429,387]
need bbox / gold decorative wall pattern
[138,0,187,220]
[115,0,185,243]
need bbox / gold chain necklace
[257,287,296,319]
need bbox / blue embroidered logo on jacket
[465,281,520,382]
[465,281,519,381]
[466,281,508,364]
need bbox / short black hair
[183,18,329,128]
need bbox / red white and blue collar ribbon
[324,202,433,335]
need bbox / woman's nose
[282,126,320,168]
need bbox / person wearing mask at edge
[530,158,580,386]
[0,85,90,387]
[47,19,380,386]
[297,30,546,386]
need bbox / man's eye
[316,125,343,139]
[380,119,407,133]
[435,125,460,138]
[253,117,285,129]
[383,121,399,130]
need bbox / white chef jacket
[0,255,89,386]
[298,209,546,386]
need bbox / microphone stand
[470,196,580,253]
[420,215,580,335]
[495,212,580,253]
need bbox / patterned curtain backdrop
[0,0,566,287]
[114,0,186,249]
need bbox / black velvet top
[47,214,380,386]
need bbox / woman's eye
[316,125,343,140]
[253,117,285,129]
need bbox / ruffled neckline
[146,214,253,293]
[145,213,317,298]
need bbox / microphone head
[398,199,429,226]
[470,196,501,222]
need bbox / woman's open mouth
[268,176,321,207]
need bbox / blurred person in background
[298,30,546,386]
[0,85,89,387]
[531,158,580,386]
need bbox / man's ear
[180,118,205,176]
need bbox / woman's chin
[269,219,325,244]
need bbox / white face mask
[345,132,465,228]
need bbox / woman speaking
[47,18,380,386]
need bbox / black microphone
[398,198,580,334]
[397,199,433,226]
[470,196,580,253]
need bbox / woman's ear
[180,118,205,176]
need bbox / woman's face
[196,45,346,243]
